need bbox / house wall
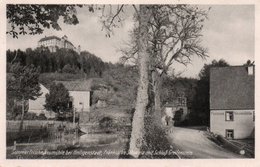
[28,84,56,118]
[165,106,188,121]
[38,37,77,53]
[69,91,91,112]
[28,97,46,115]
[165,107,174,118]
[210,109,254,139]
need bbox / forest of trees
[6,47,107,77]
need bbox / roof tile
[55,80,92,91]
[210,66,254,110]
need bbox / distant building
[38,35,81,54]
[210,66,255,139]
[163,95,188,124]
[55,80,93,112]
[28,80,92,119]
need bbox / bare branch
[132,5,139,16]
[109,5,124,27]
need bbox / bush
[37,113,47,120]
[62,64,77,74]
[99,117,113,129]
[140,115,178,159]
[24,112,37,120]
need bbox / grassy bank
[6,120,75,145]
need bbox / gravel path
[167,127,244,159]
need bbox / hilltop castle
[38,35,81,54]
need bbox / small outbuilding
[163,96,188,126]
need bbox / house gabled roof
[38,35,61,42]
[38,35,74,47]
[210,66,255,110]
[38,83,49,97]
[55,79,92,91]
[64,40,74,47]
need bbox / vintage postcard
[1,0,260,166]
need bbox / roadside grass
[140,116,179,159]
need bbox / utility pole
[73,108,76,128]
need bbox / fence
[12,135,80,151]
[7,120,75,133]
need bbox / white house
[55,80,92,112]
[28,84,55,118]
[29,80,92,119]
[210,66,255,139]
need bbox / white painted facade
[29,83,92,119]
[165,107,174,118]
[165,106,188,121]
[28,84,55,118]
[38,35,80,53]
[69,91,91,112]
[210,110,254,139]
[28,84,48,114]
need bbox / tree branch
[109,5,124,27]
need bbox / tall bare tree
[127,5,153,158]
[121,5,209,125]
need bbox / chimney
[247,66,254,75]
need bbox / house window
[225,111,234,121]
[68,101,73,108]
[226,129,234,139]
[68,96,73,109]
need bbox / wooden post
[13,141,16,151]
[73,108,76,128]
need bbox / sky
[6,5,255,78]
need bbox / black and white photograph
[2,0,259,165]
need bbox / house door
[226,129,234,139]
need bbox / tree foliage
[62,64,77,74]
[7,63,42,101]
[102,64,138,106]
[7,4,81,38]
[7,63,42,132]
[44,83,70,113]
[7,47,106,76]
[161,76,197,107]
[191,59,229,125]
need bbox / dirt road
[167,127,244,158]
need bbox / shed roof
[210,66,254,110]
[55,80,92,91]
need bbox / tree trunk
[19,97,25,134]
[152,70,162,126]
[128,5,151,158]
